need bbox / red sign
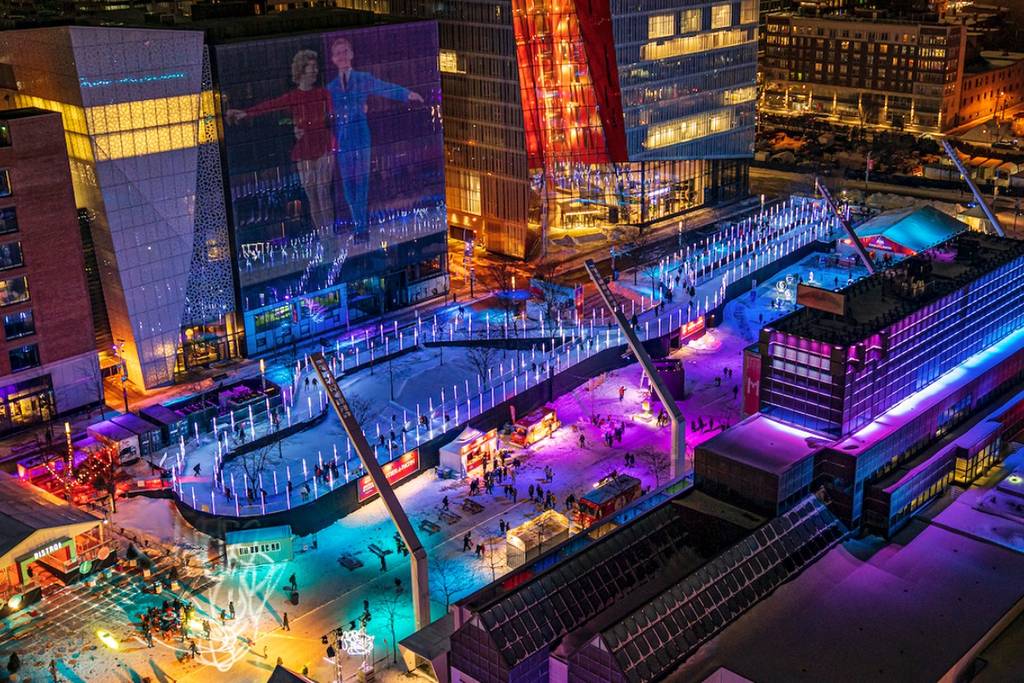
[679,315,706,343]
[742,347,762,416]
[357,450,420,502]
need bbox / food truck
[510,405,560,447]
[505,510,570,568]
[438,427,498,479]
[574,474,642,529]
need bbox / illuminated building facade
[0,109,101,435]
[759,233,1024,437]
[335,0,756,258]
[208,18,447,355]
[0,12,448,380]
[0,26,236,389]
[762,13,966,132]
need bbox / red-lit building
[0,109,100,435]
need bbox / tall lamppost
[113,341,129,412]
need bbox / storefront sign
[742,347,762,416]
[31,540,65,561]
[358,450,419,502]
[679,315,706,343]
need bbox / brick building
[955,50,1024,129]
[762,11,966,132]
[0,109,100,435]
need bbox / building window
[648,14,675,40]
[740,0,757,23]
[3,310,33,340]
[680,9,701,34]
[0,170,10,197]
[0,123,9,148]
[253,304,291,335]
[439,50,464,74]
[0,242,23,271]
[0,276,28,306]
[9,344,39,372]
[711,3,732,29]
[0,208,16,235]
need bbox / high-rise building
[0,10,449,384]
[206,13,448,355]
[762,11,966,132]
[335,0,757,258]
[0,26,236,389]
[0,109,100,434]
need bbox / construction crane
[309,353,431,631]
[815,177,876,275]
[941,139,1005,237]
[583,259,687,480]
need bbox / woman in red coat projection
[225,49,336,232]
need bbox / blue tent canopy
[855,205,968,254]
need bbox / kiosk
[505,510,570,569]
[225,525,293,566]
[510,405,560,447]
[438,427,498,479]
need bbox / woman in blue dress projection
[326,36,423,243]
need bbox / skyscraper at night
[335,0,758,257]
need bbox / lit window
[0,169,10,197]
[680,9,701,33]
[711,3,732,30]
[0,276,28,307]
[740,0,757,24]
[3,310,33,341]
[439,50,464,74]
[648,14,675,40]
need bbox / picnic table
[368,543,393,558]
[419,519,442,535]
[438,510,462,525]
[338,553,363,571]
[461,498,484,514]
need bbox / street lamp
[259,357,266,391]
[113,341,129,413]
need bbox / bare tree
[636,446,671,488]
[378,583,406,664]
[487,258,520,324]
[346,394,374,429]
[531,262,574,323]
[430,552,473,612]
[640,262,662,303]
[614,223,654,284]
[466,345,499,389]
[235,441,282,497]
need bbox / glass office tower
[335,0,756,258]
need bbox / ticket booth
[439,427,498,479]
[510,405,560,447]
[505,510,570,568]
[225,525,294,567]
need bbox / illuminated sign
[796,283,847,316]
[32,540,65,561]
[679,315,706,343]
[439,50,464,74]
[358,450,419,502]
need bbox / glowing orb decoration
[7,594,22,610]
[97,630,119,650]
[341,628,375,658]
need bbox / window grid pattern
[474,501,699,670]
[599,496,846,682]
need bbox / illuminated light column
[310,353,431,630]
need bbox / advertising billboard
[796,284,847,317]
[358,449,420,502]
[214,23,446,313]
